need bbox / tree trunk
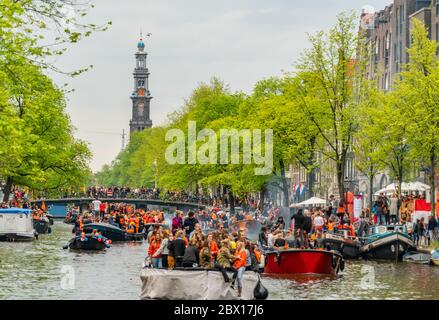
[336,162,345,203]
[229,192,235,214]
[431,150,436,217]
[279,160,290,207]
[369,173,374,211]
[307,169,315,198]
[2,177,13,203]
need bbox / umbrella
[374,182,431,196]
[295,197,327,207]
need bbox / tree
[294,12,362,201]
[1,63,92,201]
[394,19,439,215]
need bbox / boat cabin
[366,225,408,242]
[0,208,35,241]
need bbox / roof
[0,208,32,214]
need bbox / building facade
[129,36,153,135]
[286,1,436,206]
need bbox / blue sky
[53,0,391,172]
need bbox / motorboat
[402,251,431,264]
[0,208,36,242]
[264,249,344,276]
[33,216,52,235]
[322,231,361,259]
[65,234,110,251]
[83,222,144,242]
[140,267,268,300]
[360,225,415,261]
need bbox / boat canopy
[0,208,32,215]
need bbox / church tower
[129,34,152,135]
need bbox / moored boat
[0,208,36,242]
[140,268,268,300]
[360,225,415,262]
[83,222,144,242]
[322,232,360,259]
[66,234,109,251]
[264,249,344,276]
[402,251,431,264]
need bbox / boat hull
[360,233,415,262]
[83,223,144,242]
[322,235,360,259]
[140,268,267,300]
[0,232,35,242]
[432,259,439,267]
[264,249,344,276]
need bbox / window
[436,0,439,16]
[400,5,404,36]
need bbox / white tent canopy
[293,197,327,207]
[374,182,431,196]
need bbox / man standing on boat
[291,209,305,247]
[91,198,101,222]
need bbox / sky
[52,0,391,172]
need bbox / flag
[413,199,431,224]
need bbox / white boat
[140,268,268,300]
[0,208,36,241]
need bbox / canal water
[0,222,438,300]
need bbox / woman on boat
[231,241,247,298]
[199,240,213,269]
[148,233,163,268]
[216,239,236,283]
[160,231,170,268]
[182,237,199,268]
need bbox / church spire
[129,33,152,135]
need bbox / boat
[402,251,431,264]
[431,250,439,266]
[66,234,109,251]
[33,217,52,235]
[0,208,36,242]
[264,249,344,276]
[64,211,79,224]
[83,222,144,242]
[322,231,361,259]
[140,268,268,300]
[360,225,415,262]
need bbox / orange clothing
[148,240,162,257]
[209,241,219,257]
[254,249,261,263]
[233,250,247,269]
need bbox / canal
[0,222,438,300]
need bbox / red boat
[264,249,344,276]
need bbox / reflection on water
[0,222,439,300]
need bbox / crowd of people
[145,210,262,297]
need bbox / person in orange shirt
[207,234,219,261]
[231,241,247,297]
